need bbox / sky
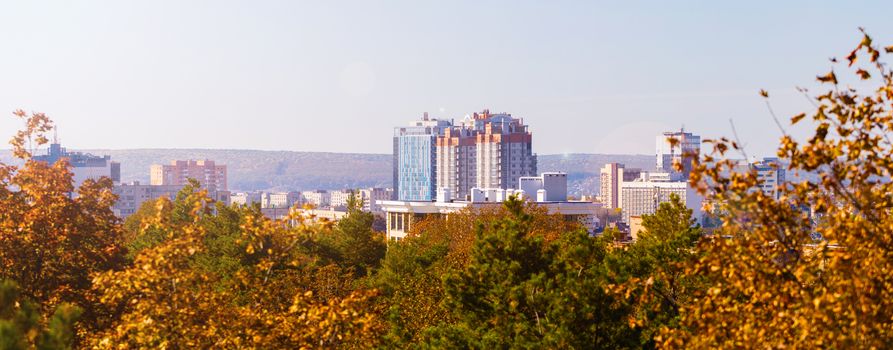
[1,1,891,157]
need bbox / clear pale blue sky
[1,1,890,156]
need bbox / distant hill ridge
[0,149,653,196]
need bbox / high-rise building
[393,113,452,201]
[33,140,120,188]
[656,130,701,180]
[731,157,786,200]
[599,163,642,209]
[436,110,537,200]
[753,158,785,200]
[619,172,702,224]
[150,160,227,193]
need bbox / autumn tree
[0,111,125,340]
[92,185,378,348]
[661,30,893,348]
[372,230,453,347]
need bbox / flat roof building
[394,113,452,201]
[379,172,599,242]
[150,160,227,193]
[619,172,702,224]
[33,140,120,188]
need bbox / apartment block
[357,188,393,212]
[150,160,227,193]
[436,110,537,200]
[329,189,354,209]
[619,172,702,224]
[112,182,182,218]
[267,191,301,209]
[301,190,330,208]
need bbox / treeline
[4,33,893,349]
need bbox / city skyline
[1,1,891,157]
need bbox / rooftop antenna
[53,126,59,144]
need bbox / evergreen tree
[422,196,638,349]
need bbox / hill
[1,149,653,196]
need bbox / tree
[0,111,125,340]
[421,196,637,349]
[0,280,81,350]
[372,231,452,347]
[321,191,387,278]
[606,194,702,348]
[91,186,378,348]
[661,31,893,348]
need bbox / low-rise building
[33,140,120,189]
[378,173,601,242]
[618,172,702,224]
[231,191,264,207]
[112,182,183,218]
[301,190,330,208]
[266,191,301,209]
[357,188,392,213]
[329,189,354,209]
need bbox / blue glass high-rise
[393,114,451,201]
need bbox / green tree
[372,232,452,347]
[607,194,702,348]
[322,190,387,277]
[421,196,637,349]
[0,280,81,350]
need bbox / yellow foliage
[663,31,893,348]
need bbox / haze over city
[2,1,891,157]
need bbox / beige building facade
[150,160,227,193]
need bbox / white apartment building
[301,190,330,208]
[267,191,301,209]
[231,191,264,207]
[326,188,395,212]
[731,157,786,200]
[357,188,393,213]
[329,189,354,209]
[619,172,702,224]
